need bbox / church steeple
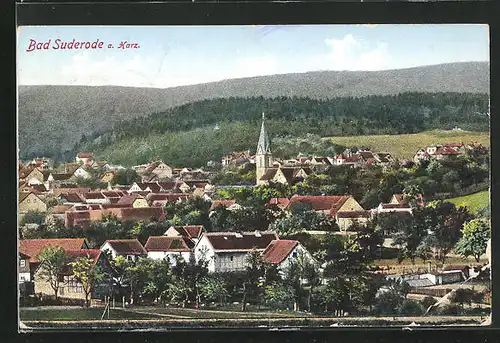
[256,112,271,155]
[256,112,272,185]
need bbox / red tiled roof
[261,240,298,264]
[344,154,361,163]
[286,195,350,213]
[443,143,464,148]
[436,147,460,155]
[77,152,93,158]
[144,236,194,252]
[101,191,125,198]
[210,200,236,211]
[82,192,106,200]
[358,151,375,159]
[19,238,87,263]
[103,239,147,255]
[204,231,279,251]
[117,193,142,205]
[60,193,84,203]
[53,188,91,197]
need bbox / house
[128,182,164,194]
[47,173,77,188]
[73,166,93,180]
[34,249,114,303]
[413,144,464,163]
[75,152,94,165]
[52,188,91,197]
[47,205,74,222]
[164,225,204,244]
[194,231,279,273]
[389,193,425,207]
[28,157,54,170]
[19,166,45,185]
[146,193,189,207]
[373,203,413,215]
[100,239,147,262]
[19,252,32,283]
[261,240,315,271]
[144,236,195,264]
[136,160,173,180]
[92,161,109,170]
[117,193,149,208]
[258,167,311,186]
[19,192,47,214]
[19,238,89,281]
[59,192,85,205]
[374,152,394,165]
[101,190,126,204]
[285,195,367,231]
[80,192,110,205]
[222,150,252,166]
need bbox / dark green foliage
[20,211,46,226]
[63,92,489,167]
[420,296,438,310]
[399,300,424,316]
[112,169,141,185]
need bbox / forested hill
[72,92,489,167]
[19,62,489,159]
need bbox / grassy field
[20,307,160,321]
[326,130,490,159]
[445,190,489,214]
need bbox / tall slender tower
[256,112,272,185]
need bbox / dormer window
[20,260,26,268]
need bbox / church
[255,113,311,186]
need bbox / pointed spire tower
[256,112,272,185]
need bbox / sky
[17,24,489,88]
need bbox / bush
[420,296,438,310]
[399,300,424,316]
[437,304,461,315]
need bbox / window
[292,251,298,258]
[230,256,233,262]
[26,199,30,203]
[20,260,26,268]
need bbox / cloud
[316,34,392,71]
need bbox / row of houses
[20,187,420,231]
[222,149,395,169]
[412,142,486,163]
[19,228,315,301]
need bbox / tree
[424,202,473,263]
[112,169,141,185]
[70,255,106,307]
[20,211,46,226]
[454,219,490,262]
[391,212,429,264]
[37,246,69,300]
[264,282,294,310]
[450,288,475,311]
[199,275,228,306]
[143,258,173,304]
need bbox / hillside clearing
[326,130,490,159]
[445,190,490,214]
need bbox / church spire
[257,112,271,155]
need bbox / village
[18,114,491,324]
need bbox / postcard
[17,24,490,331]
